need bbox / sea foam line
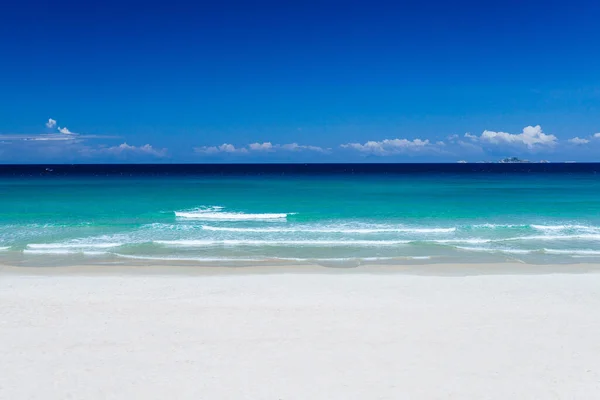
[428,238,492,244]
[112,254,410,262]
[154,239,410,247]
[26,243,124,249]
[448,234,600,244]
[455,246,600,256]
[467,223,600,232]
[500,234,600,242]
[267,256,426,262]
[175,210,291,221]
[23,249,109,256]
[113,254,266,262]
[531,224,600,232]
[155,235,600,247]
[543,249,600,255]
[470,223,528,229]
[455,246,534,254]
[200,225,456,234]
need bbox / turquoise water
[2,174,600,266]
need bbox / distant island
[498,157,550,164]
[458,157,554,164]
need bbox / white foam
[500,234,600,242]
[428,238,492,244]
[113,254,404,263]
[456,246,600,256]
[274,256,400,262]
[0,246,10,251]
[27,243,123,249]
[470,224,526,229]
[201,225,456,234]
[498,249,535,254]
[440,234,600,245]
[455,246,533,254]
[469,224,600,234]
[175,206,292,221]
[531,224,600,232]
[113,254,266,262]
[436,234,600,244]
[155,239,410,247]
[455,246,494,253]
[176,212,290,221]
[23,249,109,256]
[543,249,600,256]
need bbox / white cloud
[0,118,118,144]
[0,134,78,142]
[0,132,119,143]
[248,142,326,152]
[340,138,432,155]
[568,137,590,145]
[194,143,248,154]
[248,142,274,151]
[218,143,245,153]
[196,142,326,154]
[469,125,557,148]
[279,143,327,152]
[594,133,600,138]
[98,143,167,157]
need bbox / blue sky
[1,0,599,163]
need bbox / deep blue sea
[2,164,600,267]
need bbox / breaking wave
[175,206,292,221]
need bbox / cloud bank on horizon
[0,119,166,162]
[0,120,599,162]
[194,142,329,155]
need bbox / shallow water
[2,168,600,266]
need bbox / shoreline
[3,261,600,277]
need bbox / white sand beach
[1,264,600,399]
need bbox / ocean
[2,163,600,267]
